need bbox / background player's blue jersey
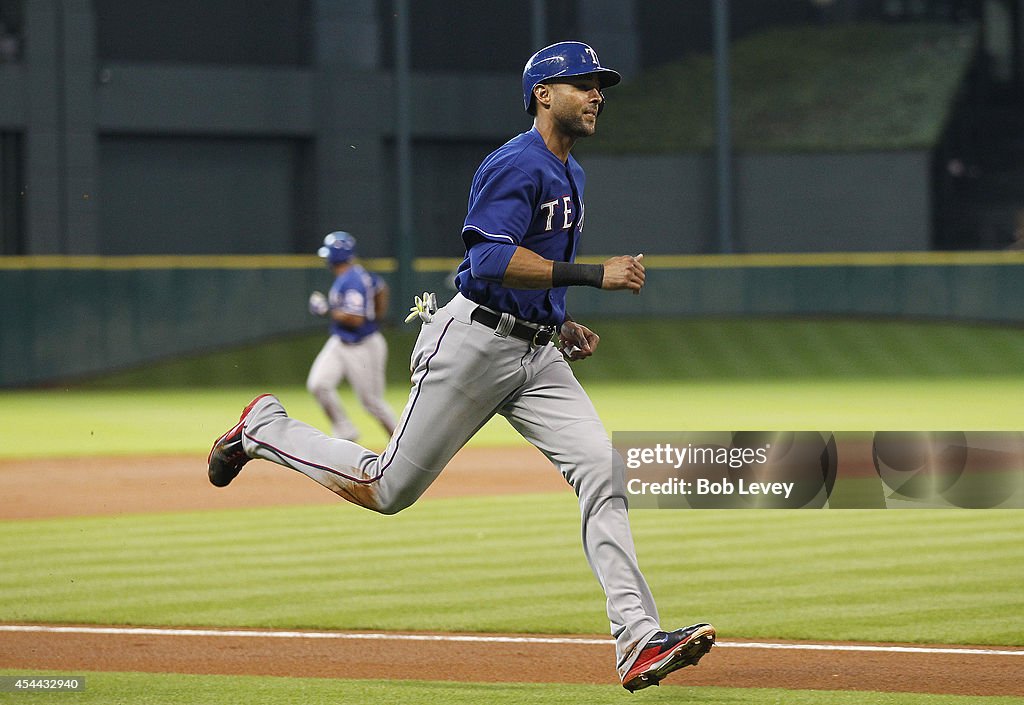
[329,265,382,344]
[455,127,586,326]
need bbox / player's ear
[533,83,553,112]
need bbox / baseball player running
[208,41,714,691]
[306,232,397,441]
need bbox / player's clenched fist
[559,320,600,361]
[601,253,645,293]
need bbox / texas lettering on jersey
[539,195,585,233]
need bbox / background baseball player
[208,42,714,691]
[306,232,397,440]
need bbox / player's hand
[308,291,329,316]
[559,321,599,361]
[601,253,645,294]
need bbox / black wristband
[551,262,604,288]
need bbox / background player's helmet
[318,231,357,265]
[522,41,621,115]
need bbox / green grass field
[3,317,1023,703]
[1,497,1021,644]
[0,671,1020,705]
[2,375,1023,458]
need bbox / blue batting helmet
[317,231,357,265]
[522,41,621,115]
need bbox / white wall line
[0,625,1020,656]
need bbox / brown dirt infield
[0,446,565,520]
[1,447,1021,696]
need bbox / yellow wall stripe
[0,251,1021,272]
[0,255,395,271]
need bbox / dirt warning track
[1,625,1022,696]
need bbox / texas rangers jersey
[329,265,382,343]
[455,127,586,326]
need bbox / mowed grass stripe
[1,497,1021,644]
[0,496,592,630]
[604,378,1024,431]
[629,510,1023,644]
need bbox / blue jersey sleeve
[462,165,536,248]
[467,240,517,283]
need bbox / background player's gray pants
[306,331,397,440]
[241,293,661,669]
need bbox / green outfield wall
[1,252,1021,387]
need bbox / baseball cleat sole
[622,623,716,693]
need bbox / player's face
[546,75,603,138]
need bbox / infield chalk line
[1,625,1021,657]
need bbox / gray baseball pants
[240,292,661,670]
[306,331,397,440]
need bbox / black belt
[471,307,556,347]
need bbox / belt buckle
[532,326,554,347]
